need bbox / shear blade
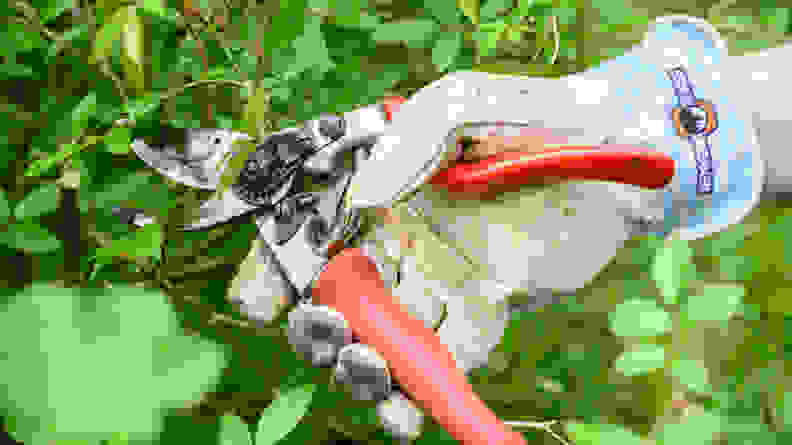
[181,190,262,230]
[131,128,253,190]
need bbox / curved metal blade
[181,190,262,231]
[131,128,253,190]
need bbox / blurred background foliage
[1,0,791,444]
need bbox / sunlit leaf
[371,19,438,46]
[564,422,645,445]
[0,284,226,444]
[432,33,462,72]
[671,359,711,394]
[657,410,723,445]
[255,384,316,445]
[263,0,309,52]
[219,415,252,445]
[480,0,512,23]
[473,29,502,58]
[91,7,127,63]
[609,299,672,338]
[651,237,695,305]
[0,187,10,221]
[13,183,59,220]
[285,14,335,79]
[0,221,62,253]
[457,0,479,25]
[104,127,132,154]
[780,391,792,432]
[121,6,145,94]
[614,343,666,376]
[40,0,76,23]
[424,0,461,24]
[684,284,744,323]
[46,25,90,61]
[139,0,165,17]
[123,92,162,122]
[79,172,153,211]
[95,221,163,262]
[70,93,99,138]
[24,142,81,178]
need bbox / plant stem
[159,78,248,103]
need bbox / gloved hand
[287,209,514,441]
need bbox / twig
[159,78,248,102]
[504,419,570,445]
[100,60,128,103]
[530,16,560,64]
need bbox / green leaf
[0,221,62,253]
[0,62,38,79]
[564,422,645,445]
[432,33,462,72]
[424,0,462,24]
[40,0,76,23]
[263,0,309,52]
[671,359,711,394]
[255,384,316,445]
[760,8,791,35]
[473,29,502,57]
[480,0,512,23]
[609,299,672,338]
[780,391,792,432]
[219,415,252,445]
[684,284,744,323]
[657,410,723,445]
[139,0,165,17]
[104,127,132,154]
[120,7,145,94]
[371,20,438,46]
[70,92,99,138]
[0,22,46,57]
[91,7,127,63]
[284,15,335,79]
[80,172,153,211]
[457,0,480,25]
[47,25,91,62]
[14,183,59,220]
[24,142,81,178]
[123,92,162,122]
[614,343,666,377]
[95,222,163,262]
[0,187,10,221]
[0,284,226,444]
[651,238,695,305]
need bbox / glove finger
[288,303,353,367]
[376,391,424,442]
[333,343,391,402]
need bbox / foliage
[1,0,790,444]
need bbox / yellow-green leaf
[255,384,316,445]
[139,0,165,17]
[457,0,479,25]
[121,7,145,94]
[91,7,127,63]
[104,127,132,154]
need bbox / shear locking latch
[667,67,718,194]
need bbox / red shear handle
[429,147,675,193]
[312,248,526,445]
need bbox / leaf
[121,7,145,94]
[0,221,62,253]
[91,7,127,63]
[0,22,46,57]
[0,284,226,444]
[424,0,462,24]
[651,238,695,305]
[14,183,59,220]
[480,0,512,23]
[40,0,76,23]
[0,187,9,221]
[95,222,164,262]
[457,0,479,25]
[284,15,335,79]
[79,172,153,211]
[759,8,791,35]
[614,343,666,376]
[24,142,81,177]
[371,20,439,46]
[671,359,711,394]
[70,92,99,138]
[139,0,165,17]
[780,391,792,432]
[432,33,462,72]
[255,384,316,445]
[609,299,672,338]
[104,127,132,154]
[219,415,252,445]
[263,0,309,52]
[684,284,744,323]
[123,92,162,122]
[473,29,502,58]
[0,62,38,79]
[564,422,645,445]
[657,410,723,445]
